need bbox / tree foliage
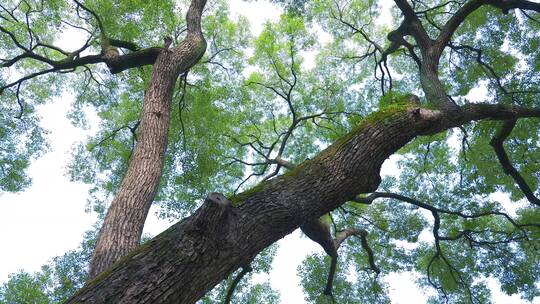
[0,0,539,302]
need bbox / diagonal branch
[67,102,540,302]
[88,121,140,152]
[434,0,486,56]
[393,0,434,51]
[73,0,105,35]
[355,191,539,227]
[223,265,252,304]
[301,218,380,296]
[490,119,540,207]
[490,0,540,14]
[0,47,163,94]
[432,0,540,59]
[0,0,166,95]
[334,228,380,274]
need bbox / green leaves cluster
[1,0,540,303]
[0,227,97,304]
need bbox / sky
[0,0,538,303]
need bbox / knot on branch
[387,21,410,43]
[101,45,122,73]
[190,192,234,237]
[206,192,231,208]
[408,108,442,123]
[103,46,120,61]
[382,21,413,60]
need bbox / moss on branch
[228,99,423,206]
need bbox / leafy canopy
[0,0,539,303]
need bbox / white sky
[0,0,538,303]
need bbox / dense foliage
[1,0,539,302]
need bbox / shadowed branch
[490,119,540,207]
[223,264,252,304]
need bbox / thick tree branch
[64,102,540,302]
[0,41,163,95]
[87,0,208,280]
[490,0,540,14]
[434,0,485,56]
[393,0,433,51]
[109,38,140,51]
[300,218,339,296]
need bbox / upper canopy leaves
[0,0,539,303]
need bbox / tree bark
[67,102,540,303]
[87,0,208,280]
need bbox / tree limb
[223,265,252,304]
[86,0,208,280]
[301,219,380,295]
[393,0,434,51]
[73,0,105,35]
[67,103,540,303]
[490,119,540,207]
[434,0,485,55]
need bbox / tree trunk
[69,106,442,303]
[68,104,540,303]
[88,0,208,280]
[68,102,540,303]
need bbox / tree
[0,228,97,304]
[0,0,539,303]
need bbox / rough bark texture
[76,0,540,297]
[87,0,208,280]
[3,0,540,301]
[67,102,540,303]
[68,106,440,303]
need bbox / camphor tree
[0,0,539,302]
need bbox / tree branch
[67,102,540,302]
[434,0,486,55]
[0,47,163,94]
[301,218,380,295]
[393,0,433,50]
[490,119,540,207]
[334,228,380,274]
[223,265,252,304]
[73,0,105,35]
[490,0,540,14]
